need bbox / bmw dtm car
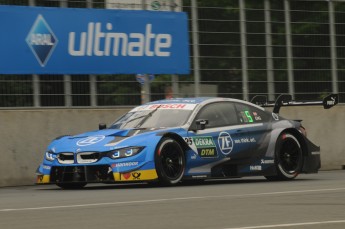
[36,94,338,189]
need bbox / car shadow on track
[35,177,315,191]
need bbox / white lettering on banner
[68,23,172,57]
[30,34,54,45]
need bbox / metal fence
[1,0,344,107]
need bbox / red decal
[122,173,131,180]
[175,104,186,109]
[150,105,159,109]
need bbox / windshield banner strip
[131,104,197,112]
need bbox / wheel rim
[279,138,302,174]
[160,143,183,180]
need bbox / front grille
[50,165,113,183]
[57,153,74,164]
[57,152,101,164]
[77,152,100,164]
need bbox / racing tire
[56,182,87,189]
[155,138,185,186]
[265,133,303,181]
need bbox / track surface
[1,171,345,229]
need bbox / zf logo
[218,132,233,155]
[77,135,105,146]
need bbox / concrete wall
[0,108,129,187]
[279,105,345,170]
[0,106,344,187]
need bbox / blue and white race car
[36,94,337,189]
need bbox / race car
[36,94,338,189]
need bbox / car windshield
[109,104,196,129]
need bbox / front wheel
[155,138,185,186]
[265,133,304,181]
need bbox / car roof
[145,97,213,105]
[143,97,266,111]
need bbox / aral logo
[26,15,58,67]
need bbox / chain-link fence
[0,0,344,107]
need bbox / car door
[188,102,252,161]
[233,102,272,159]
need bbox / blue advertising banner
[0,6,190,74]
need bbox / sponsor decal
[114,169,158,181]
[68,23,171,57]
[121,172,141,180]
[76,135,105,146]
[218,132,233,155]
[132,172,141,180]
[272,113,279,121]
[132,103,196,112]
[36,175,50,184]
[199,148,216,157]
[123,173,131,180]
[192,175,207,179]
[26,15,58,67]
[250,165,262,171]
[261,159,274,164]
[42,165,51,170]
[184,136,218,158]
[112,162,139,168]
[194,137,214,147]
[253,112,262,121]
[234,137,256,144]
[327,97,336,106]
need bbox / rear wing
[251,94,338,114]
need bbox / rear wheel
[265,133,303,181]
[56,182,87,189]
[155,138,185,186]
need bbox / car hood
[47,127,185,153]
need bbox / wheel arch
[159,132,190,153]
[280,128,308,157]
[154,132,187,185]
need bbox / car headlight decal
[45,151,56,161]
[108,147,144,159]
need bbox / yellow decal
[36,175,50,184]
[114,169,158,181]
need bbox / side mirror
[195,119,209,130]
[99,123,107,130]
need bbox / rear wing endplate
[251,94,338,114]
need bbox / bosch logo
[77,135,105,146]
[26,15,58,67]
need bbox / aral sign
[0,6,189,74]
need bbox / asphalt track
[1,170,345,229]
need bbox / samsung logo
[68,23,172,57]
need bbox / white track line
[224,220,345,229]
[1,187,345,212]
